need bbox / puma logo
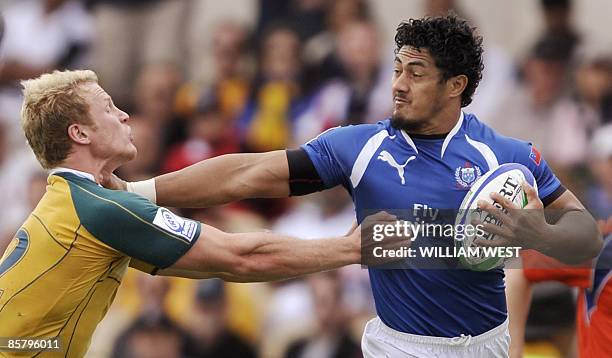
[377,150,416,185]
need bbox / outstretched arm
[158,222,360,282]
[156,151,291,208]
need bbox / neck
[60,152,120,184]
[405,106,462,135]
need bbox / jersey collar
[50,167,97,183]
[399,111,465,158]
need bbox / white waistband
[371,317,509,347]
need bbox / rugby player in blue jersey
[117,15,602,357]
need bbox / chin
[391,112,426,131]
[127,147,138,161]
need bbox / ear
[67,123,92,145]
[446,74,468,101]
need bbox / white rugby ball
[455,163,537,271]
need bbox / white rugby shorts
[361,316,510,358]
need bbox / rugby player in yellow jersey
[0,70,369,357]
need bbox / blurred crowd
[0,0,610,357]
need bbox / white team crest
[377,150,416,185]
[455,162,482,188]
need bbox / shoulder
[307,119,393,147]
[463,113,535,163]
[57,173,158,224]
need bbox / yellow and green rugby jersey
[0,170,201,357]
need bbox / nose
[392,72,410,95]
[119,109,130,123]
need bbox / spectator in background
[111,315,190,358]
[184,279,256,358]
[273,186,354,239]
[539,0,580,56]
[294,20,390,144]
[89,0,188,108]
[135,275,172,321]
[175,20,251,123]
[207,21,252,121]
[117,63,184,180]
[238,23,305,152]
[0,169,47,252]
[255,0,327,43]
[573,51,612,129]
[265,188,371,358]
[488,34,587,171]
[284,272,362,358]
[162,97,239,173]
[300,0,372,89]
[0,0,92,147]
[585,125,612,221]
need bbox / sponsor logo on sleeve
[153,208,198,242]
[529,145,541,166]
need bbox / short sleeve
[66,178,201,269]
[301,127,351,189]
[514,143,565,206]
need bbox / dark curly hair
[395,15,484,107]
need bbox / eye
[393,68,401,75]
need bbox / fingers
[477,200,512,226]
[474,237,511,248]
[367,211,398,222]
[471,218,512,238]
[489,192,519,211]
[522,181,543,209]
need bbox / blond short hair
[21,70,98,169]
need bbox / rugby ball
[455,163,537,271]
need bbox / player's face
[81,82,137,163]
[391,46,447,131]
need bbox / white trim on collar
[441,111,464,158]
[399,111,464,158]
[50,167,96,183]
[400,130,419,154]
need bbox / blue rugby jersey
[301,111,564,337]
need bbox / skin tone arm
[156,150,289,208]
[156,221,360,282]
[476,182,602,264]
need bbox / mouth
[394,97,410,107]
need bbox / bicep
[168,223,243,273]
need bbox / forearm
[222,232,359,282]
[155,151,289,207]
[539,209,602,264]
[170,224,360,282]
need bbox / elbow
[581,223,604,261]
[558,230,603,265]
[585,232,604,260]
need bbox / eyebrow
[394,57,427,68]
[407,60,427,68]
